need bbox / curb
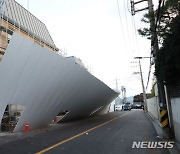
[146,111,180,154]
[146,112,164,138]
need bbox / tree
[133,93,152,102]
[138,0,180,44]
[155,14,180,85]
[133,93,144,102]
[138,0,180,85]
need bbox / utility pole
[134,57,150,111]
[115,78,118,90]
[147,0,159,56]
[114,79,121,111]
[130,0,158,55]
[121,86,126,104]
[131,0,170,130]
[130,0,164,104]
[130,0,149,15]
[114,78,120,90]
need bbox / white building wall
[147,97,160,120]
[171,98,180,143]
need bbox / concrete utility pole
[146,0,165,108]
[115,78,120,90]
[131,0,171,131]
[134,57,148,111]
[130,0,149,15]
[147,0,159,56]
[130,0,158,55]
[130,0,164,105]
[121,86,126,104]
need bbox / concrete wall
[147,97,160,121]
[171,97,180,143]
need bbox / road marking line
[36,112,129,154]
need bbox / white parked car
[114,105,123,111]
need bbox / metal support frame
[130,0,149,16]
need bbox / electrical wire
[124,73,134,86]
[127,0,139,53]
[123,0,131,45]
[132,16,139,52]
[116,0,127,46]
[127,0,131,13]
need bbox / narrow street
[0,110,172,154]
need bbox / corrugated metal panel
[9,0,16,23]
[0,0,4,13]
[169,82,180,98]
[0,33,118,132]
[13,1,20,27]
[1,0,57,49]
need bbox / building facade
[0,0,58,61]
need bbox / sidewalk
[146,111,180,154]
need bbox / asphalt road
[0,110,172,154]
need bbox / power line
[127,0,140,53]
[132,16,139,52]
[123,0,131,44]
[116,0,127,46]
[127,0,131,14]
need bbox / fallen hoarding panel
[0,33,118,132]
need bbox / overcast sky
[16,0,158,97]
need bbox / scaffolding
[1,104,24,132]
